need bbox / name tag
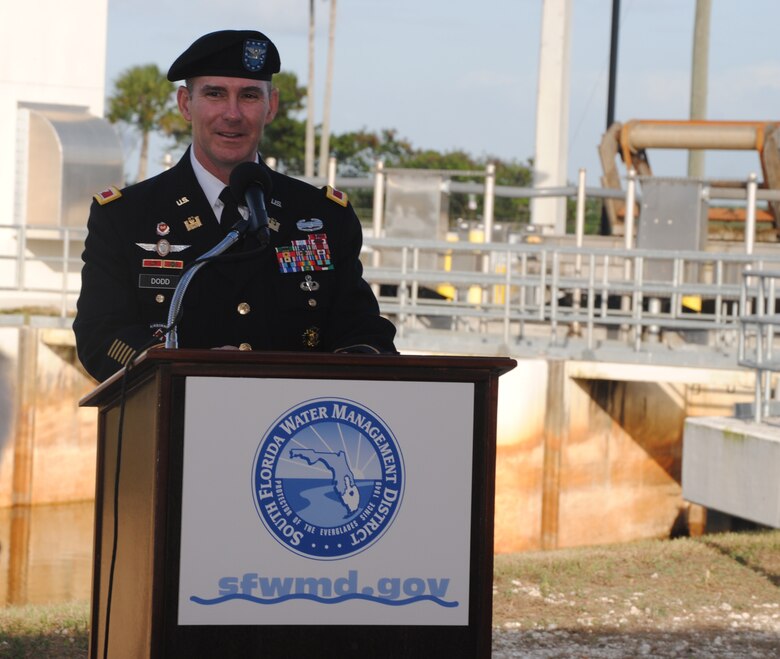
[138,274,180,289]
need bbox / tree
[263,71,308,173]
[107,64,178,182]
[329,128,415,175]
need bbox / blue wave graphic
[190,593,459,608]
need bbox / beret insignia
[243,39,268,72]
[94,186,122,205]
[325,186,348,207]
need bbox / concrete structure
[530,0,571,234]
[682,416,780,528]
[0,0,112,225]
[0,326,759,553]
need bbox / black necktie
[219,187,243,230]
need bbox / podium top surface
[79,349,517,408]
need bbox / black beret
[167,30,281,82]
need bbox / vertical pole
[318,0,338,178]
[623,168,636,251]
[62,228,72,320]
[371,160,385,297]
[327,156,337,189]
[304,0,316,178]
[531,0,572,234]
[482,163,496,302]
[11,327,37,508]
[575,168,586,249]
[621,169,636,337]
[483,163,496,244]
[601,0,621,235]
[745,172,757,255]
[688,0,712,178]
[372,160,385,244]
[541,360,567,550]
[606,0,621,128]
[8,327,38,605]
[571,168,587,336]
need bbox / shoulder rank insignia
[94,186,122,205]
[325,185,348,207]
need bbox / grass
[0,601,89,658]
[492,529,780,632]
[1,530,778,657]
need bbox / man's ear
[265,86,280,125]
[177,86,192,121]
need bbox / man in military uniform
[74,29,397,382]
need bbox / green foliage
[329,128,416,175]
[263,71,308,172]
[106,67,537,226]
[158,110,191,151]
[107,64,176,130]
[107,64,178,181]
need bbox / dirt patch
[492,530,780,657]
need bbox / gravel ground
[492,600,780,657]
[492,627,780,657]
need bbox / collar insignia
[94,186,122,205]
[184,216,202,231]
[325,185,348,207]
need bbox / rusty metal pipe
[620,120,777,159]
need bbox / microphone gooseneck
[229,161,273,246]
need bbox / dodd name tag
[138,273,180,289]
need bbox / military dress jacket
[73,151,397,382]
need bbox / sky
[105,0,780,184]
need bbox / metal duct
[19,102,123,229]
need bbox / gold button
[155,294,165,303]
[308,298,317,307]
[237,302,251,315]
[239,342,252,351]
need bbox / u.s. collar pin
[300,275,320,292]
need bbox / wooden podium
[80,350,515,658]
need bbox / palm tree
[107,64,177,182]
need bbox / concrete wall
[0,327,97,508]
[0,327,758,552]
[493,359,756,552]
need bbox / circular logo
[252,398,404,560]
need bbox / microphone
[229,161,273,246]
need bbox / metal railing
[738,269,780,422]
[364,237,780,352]
[0,223,86,320]
[3,173,780,368]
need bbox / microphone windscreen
[229,161,273,200]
